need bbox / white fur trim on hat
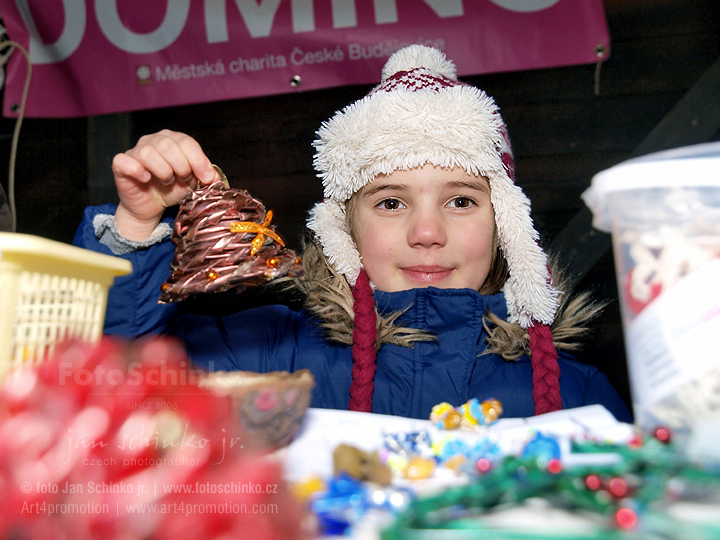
[307,199,361,286]
[491,178,558,326]
[314,84,505,201]
[308,45,559,326]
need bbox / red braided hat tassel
[348,269,378,412]
[528,323,562,415]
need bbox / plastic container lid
[583,141,720,231]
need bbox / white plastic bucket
[583,142,720,434]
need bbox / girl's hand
[112,129,220,241]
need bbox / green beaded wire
[380,438,720,540]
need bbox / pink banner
[1,0,609,118]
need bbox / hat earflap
[489,170,559,327]
[307,199,362,286]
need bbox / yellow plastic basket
[0,232,133,378]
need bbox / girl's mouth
[399,266,454,283]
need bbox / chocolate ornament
[159,167,304,303]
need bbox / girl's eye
[447,197,475,208]
[378,198,405,210]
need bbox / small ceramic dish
[202,369,315,450]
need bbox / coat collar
[373,287,507,329]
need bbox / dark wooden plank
[233,173,324,250]
[599,34,720,96]
[503,93,681,157]
[604,0,720,41]
[517,152,628,187]
[632,56,720,155]
[0,117,88,242]
[550,55,720,279]
[130,86,371,180]
[86,113,132,206]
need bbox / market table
[277,405,684,539]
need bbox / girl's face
[352,165,496,292]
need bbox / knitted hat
[307,45,562,415]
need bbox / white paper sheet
[282,404,634,482]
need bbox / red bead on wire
[585,474,602,491]
[615,508,638,529]
[653,427,672,444]
[547,459,562,474]
[608,477,629,499]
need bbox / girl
[74,45,632,422]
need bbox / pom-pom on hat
[307,45,562,415]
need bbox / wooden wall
[1,0,719,411]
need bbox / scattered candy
[310,474,412,536]
[432,436,469,462]
[320,408,720,539]
[311,474,366,535]
[403,455,436,480]
[476,457,493,474]
[385,454,408,474]
[291,474,327,502]
[521,431,562,465]
[429,402,456,429]
[382,430,434,458]
[431,398,503,430]
[443,454,467,472]
[333,443,392,485]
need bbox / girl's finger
[130,140,182,185]
[111,152,151,183]
[173,132,218,185]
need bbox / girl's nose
[407,209,447,248]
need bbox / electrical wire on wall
[0,20,32,233]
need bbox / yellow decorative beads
[403,455,436,480]
[430,402,462,430]
[431,398,503,430]
[291,474,326,502]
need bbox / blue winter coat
[74,205,633,423]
